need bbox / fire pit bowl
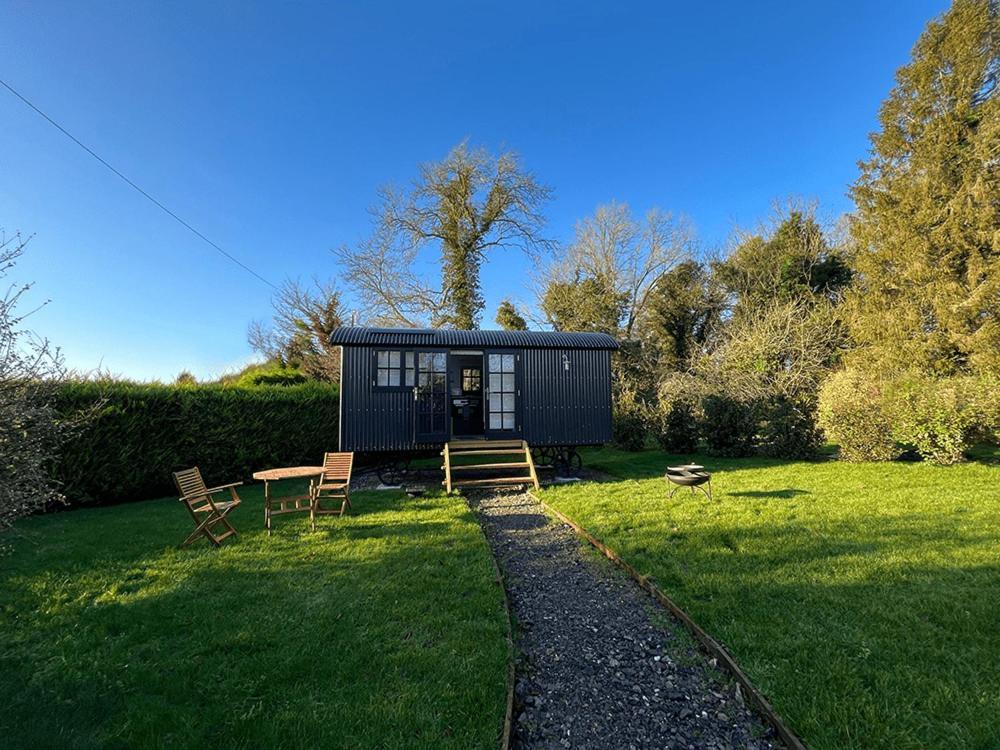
[664,465,713,501]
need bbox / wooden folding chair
[311,452,354,530]
[173,467,243,548]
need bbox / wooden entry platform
[442,439,540,493]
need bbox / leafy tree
[714,208,851,318]
[644,260,724,373]
[0,232,74,536]
[338,142,552,329]
[847,0,1000,376]
[174,371,198,386]
[248,278,343,382]
[494,299,528,330]
[541,276,626,335]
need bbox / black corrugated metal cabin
[330,327,618,452]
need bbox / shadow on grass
[728,488,809,499]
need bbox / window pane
[502,393,515,411]
[433,352,446,371]
[419,353,431,369]
[388,369,400,386]
[489,393,501,412]
[502,413,515,430]
[377,369,388,386]
[404,368,415,386]
[389,351,400,367]
[432,373,446,388]
[501,354,515,371]
[502,374,515,391]
[377,351,389,367]
[405,352,414,367]
[489,354,501,371]
[489,374,502,391]
[489,413,502,429]
[419,372,429,386]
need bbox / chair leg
[182,513,223,548]
[217,511,238,537]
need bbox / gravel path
[471,491,779,750]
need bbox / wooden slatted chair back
[174,467,211,511]
[322,452,353,485]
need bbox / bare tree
[337,141,553,329]
[248,278,344,382]
[698,298,846,402]
[0,231,72,536]
[538,202,694,338]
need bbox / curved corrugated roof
[329,326,619,350]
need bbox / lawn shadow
[728,488,810,499]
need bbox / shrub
[700,394,758,457]
[759,396,823,459]
[884,374,985,465]
[652,398,699,454]
[613,392,648,451]
[54,380,339,505]
[817,369,900,462]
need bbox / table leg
[264,479,272,536]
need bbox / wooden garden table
[253,466,325,535]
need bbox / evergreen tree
[714,209,851,319]
[494,299,528,330]
[847,0,1000,375]
[644,260,723,373]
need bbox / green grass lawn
[541,448,1000,750]
[0,483,509,749]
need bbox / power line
[0,78,277,290]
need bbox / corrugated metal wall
[339,345,613,451]
[521,348,612,446]
[340,346,414,451]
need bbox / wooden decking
[442,439,540,493]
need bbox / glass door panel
[486,353,518,434]
[415,351,448,442]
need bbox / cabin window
[375,350,405,388]
[461,368,481,393]
[404,352,415,386]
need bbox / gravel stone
[470,490,780,750]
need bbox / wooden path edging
[529,490,807,750]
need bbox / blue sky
[1,0,946,381]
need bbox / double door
[414,350,522,442]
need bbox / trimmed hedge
[54,381,339,505]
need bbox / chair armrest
[203,482,244,493]
[179,482,243,503]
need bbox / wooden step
[446,448,526,457]
[442,439,539,493]
[445,462,530,471]
[447,439,524,450]
[445,476,534,487]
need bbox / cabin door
[485,351,522,439]
[414,351,449,443]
